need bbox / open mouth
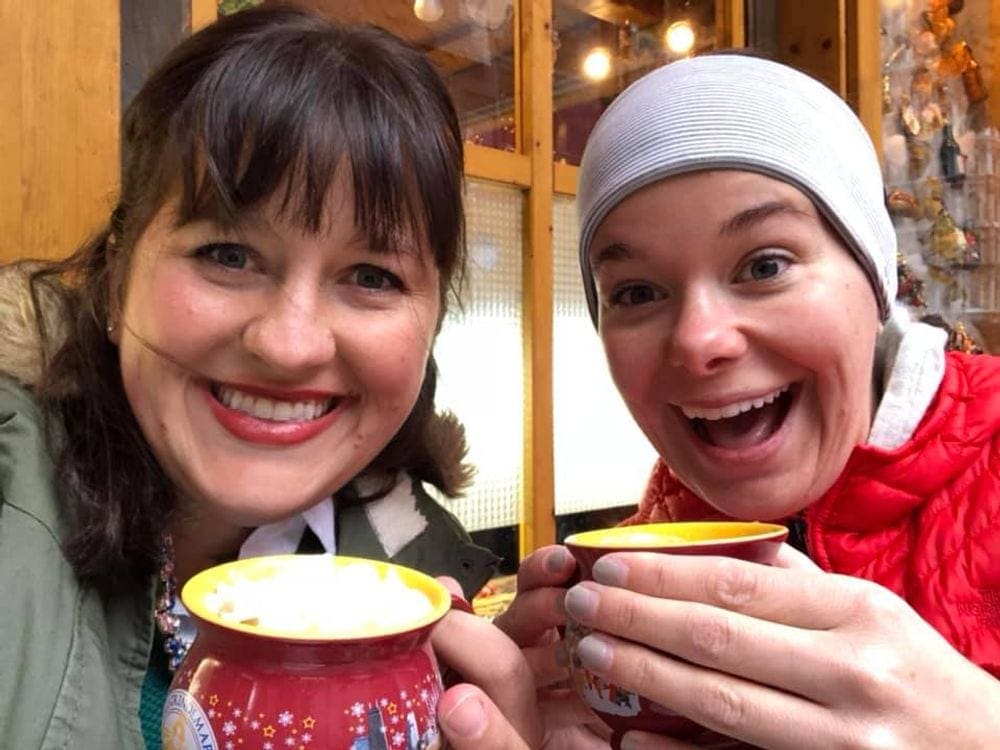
[209,383,339,423]
[681,385,796,451]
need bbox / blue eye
[610,283,660,307]
[196,243,250,270]
[742,254,789,282]
[353,264,402,291]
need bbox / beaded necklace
[154,533,192,672]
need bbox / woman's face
[589,170,880,519]
[117,175,440,528]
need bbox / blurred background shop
[4,0,998,575]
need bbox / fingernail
[576,633,613,672]
[564,584,599,620]
[619,732,649,750]
[442,693,487,738]
[546,546,571,574]
[592,555,628,587]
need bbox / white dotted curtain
[432,178,524,531]
[552,194,659,515]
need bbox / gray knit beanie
[577,54,897,324]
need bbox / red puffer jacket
[626,351,1000,677]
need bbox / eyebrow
[589,198,814,272]
[589,241,632,273]
[718,200,813,236]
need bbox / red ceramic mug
[564,521,789,746]
[161,554,460,750]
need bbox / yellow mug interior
[565,521,788,549]
[182,553,452,640]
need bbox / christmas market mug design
[563,521,789,746]
[162,554,454,750]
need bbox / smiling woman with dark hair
[0,6,504,747]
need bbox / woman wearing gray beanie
[440,54,1000,750]
[564,53,1000,748]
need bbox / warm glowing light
[665,20,696,55]
[582,47,612,81]
[413,0,443,23]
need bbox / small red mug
[162,554,460,750]
[564,521,789,746]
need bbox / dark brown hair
[25,3,471,589]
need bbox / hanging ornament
[957,221,982,269]
[920,102,945,133]
[920,177,945,219]
[962,48,988,104]
[948,321,983,354]
[907,136,932,179]
[925,203,968,267]
[882,39,909,114]
[896,253,928,308]
[887,187,923,219]
[936,40,970,78]
[922,0,956,45]
[899,91,923,137]
[939,121,966,186]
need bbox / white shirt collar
[237,496,336,559]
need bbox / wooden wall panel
[773,0,845,98]
[0,0,119,264]
[0,0,24,262]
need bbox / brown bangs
[133,7,465,283]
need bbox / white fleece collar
[867,305,947,450]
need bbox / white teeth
[680,386,789,421]
[215,385,333,422]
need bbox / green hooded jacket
[0,377,499,748]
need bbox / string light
[413,0,444,23]
[582,47,612,81]
[665,20,696,55]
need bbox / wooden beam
[845,0,883,162]
[518,0,556,558]
[716,0,746,48]
[464,144,531,187]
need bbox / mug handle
[449,593,476,616]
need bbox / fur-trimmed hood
[0,264,66,389]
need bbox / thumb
[773,542,821,572]
[438,684,532,750]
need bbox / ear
[107,319,121,346]
[105,232,126,347]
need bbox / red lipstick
[203,385,341,446]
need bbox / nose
[666,288,746,376]
[242,288,337,374]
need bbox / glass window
[432,179,525,533]
[551,194,659,521]
[552,0,720,165]
[304,0,517,150]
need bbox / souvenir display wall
[881,0,998,352]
